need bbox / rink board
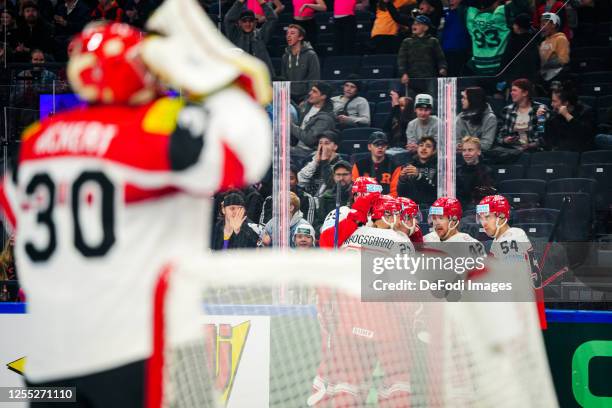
[1,304,612,407]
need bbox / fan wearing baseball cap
[398,14,447,89]
[538,12,569,82]
[405,94,440,152]
[351,131,402,197]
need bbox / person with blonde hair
[456,136,494,209]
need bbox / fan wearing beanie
[331,75,371,129]
[211,190,261,250]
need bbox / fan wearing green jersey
[465,0,528,75]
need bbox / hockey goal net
[156,250,558,408]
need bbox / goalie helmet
[371,195,400,221]
[477,195,510,220]
[351,177,382,196]
[429,197,462,221]
[67,22,158,105]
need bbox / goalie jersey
[0,91,271,382]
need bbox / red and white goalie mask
[67,22,158,105]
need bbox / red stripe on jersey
[124,185,180,204]
[19,103,173,172]
[146,263,173,408]
[219,142,245,190]
[0,180,16,229]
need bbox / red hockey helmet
[351,177,382,196]
[477,195,510,220]
[397,197,421,221]
[67,22,158,105]
[428,197,462,221]
[371,195,400,221]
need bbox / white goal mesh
[159,251,558,408]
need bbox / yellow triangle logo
[7,357,26,376]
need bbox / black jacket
[456,162,494,208]
[211,218,260,250]
[397,155,437,207]
[545,103,596,152]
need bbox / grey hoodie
[455,104,497,151]
[281,41,321,101]
[224,0,277,77]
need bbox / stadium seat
[579,82,612,97]
[486,97,506,117]
[512,208,560,224]
[578,95,598,110]
[350,152,370,164]
[355,11,374,23]
[319,33,335,44]
[356,21,373,33]
[572,47,611,61]
[368,102,376,115]
[359,65,395,80]
[530,151,580,167]
[339,140,369,155]
[579,163,612,191]
[390,151,412,168]
[578,71,612,84]
[547,178,598,196]
[341,127,382,142]
[581,150,612,164]
[498,179,547,199]
[372,112,388,128]
[526,164,573,181]
[321,56,361,79]
[572,57,607,73]
[362,54,397,67]
[315,43,337,57]
[598,95,612,109]
[490,164,525,184]
[515,223,555,240]
[460,222,489,241]
[376,101,392,114]
[544,192,592,241]
[315,11,333,24]
[516,152,532,167]
[366,89,391,103]
[501,193,541,209]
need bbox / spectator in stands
[1,9,19,60]
[14,1,54,60]
[440,0,470,77]
[315,160,353,230]
[533,0,571,39]
[465,0,528,76]
[397,15,447,84]
[415,0,443,35]
[456,136,494,209]
[496,78,550,155]
[331,77,371,129]
[370,0,416,54]
[0,236,16,281]
[352,131,402,196]
[246,0,284,23]
[293,223,317,248]
[456,87,497,152]
[260,165,317,225]
[333,0,368,55]
[211,190,261,250]
[281,24,321,103]
[90,0,125,22]
[53,0,92,61]
[397,135,437,206]
[262,191,313,247]
[538,12,569,84]
[298,130,342,197]
[500,13,540,85]
[124,0,156,28]
[385,90,415,152]
[292,0,327,45]
[16,49,57,84]
[224,0,277,77]
[291,81,336,163]
[405,93,439,152]
[545,84,595,152]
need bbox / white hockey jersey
[342,226,414,256]
[489,227,539,286]
[0,90,271,382]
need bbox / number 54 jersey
[0,91,271,382]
